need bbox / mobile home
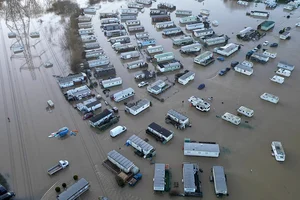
[213,43,240,57]
[125,99,151,115]
[78,22,92,29]
[179,16,200,24]
[85,58,110,68]
[109,36,131,44]
[82,7,96,14]
[153,163,166,192]
[85,50,105,59]
[151,15,171,23]
[128,25,145,32]
[236,27,255,39]
[157,60,182,73]
[120,51,140,59]
[102,23,124,31]
[150,9,168,16]
[193,28,214,37]
[277,61,294,71]
[146,45,164,54]
[120,15,137,21]
[135,32,149,39]
[194,51,214,66]
[172,36,194,46]
[250,53,269,64]
[234,64,253,76]
[136,0,152,5]
[165,109,191,130]
[57,73,87,88]
[221,112,241,125]
[184,142,220,158]
[81,35,97,43]
[186,23,204,31]
[78,16,91,22]
[125,20,141,26]
[128,2,144,9]
[260,93,279,104]
[147,80,167,94]
[101,77,123,88]
[78,28,94,35]
[175,10,192,16]
[65,85,91,101]
[157,3,176,10]
[127,59,148,69]
[203,35,228,47]
[237,106,254,117]
[271,141,285,162]
[270,75,284,84]
[211,166,228,197]
[246,10,270,18]
[182,163,201,194]
[178,71,195,85]
[94,66,116,78]
[188,96,210,112]
[180,43,201,54]
[162,27,183,36]
[146,122,174,144]
[111,88,135,102]
[120,8,139,15]
[154,52,175,63]
[106,150,139,174]
[113,43,137,53]
[276,68,291,77]
[126,134,156,158]
[100,18,120,25]
[105,30,127,38]
[137,38,156,47]
[99,12,118,19]
[83,42,100,50]
[155,21,175,29]
[57,178,90,200]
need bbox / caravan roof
[128,134,154,152]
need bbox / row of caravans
[155,21,175,29]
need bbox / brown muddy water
[0,0,300,199]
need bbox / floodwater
[0,0,300,199]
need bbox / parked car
[263,41,269,46]
[110,125,127,138]
[198,83,205,90]
[217,57,225,61]
[270,43,278,48]
[231,61,239,68]
[219,67,230,76]
[138,81,149,87]
[83,112,94,120]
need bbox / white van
[110,126,127,138]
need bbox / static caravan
[111,88,135,102]
[234,64,253,76]
[194,51,214,66]
[213,43,240,57]
[114,43,137,53]
[102,23,124,31]
[155,21,175,29]
[83,42,100,50]
[221,112,241,125]
[193,28,214,38]
[29,31,40,38]
[12,45,24,54]
[109,36,131,44]
[153,163,166,192]
[157,60,182,73]
[135,32,149,39]
[250,53,269,64]
[262,51,277,59]
[99,12,118,19]
[276,68,291,77]
[237,106,254,117]
[127,59,148,69]
[106,150,139,174]
[200,9,210,15]
[135,70,156,81]
[270,75,285,84]
[94,66,116,78]
[85,50,105,59]
[271,141,285,162]
[151,15,171,23]
[150,9,168,16]
[126,134,156,158]
[81,35,97,43]
[236,27,255,39]
[211,166,228,197]
[101,77,123,88]
[165,109,191,130]
[65,85,91,101]
[180,43,202,54]
[147,80,167,94]
[154,52,175,63]
[179,16,200,24]
[184,142,220,158]
[78,16,91,22]
[188,96,211,112]
[183,163,200,194]
[203,35,228,47]
[78,28,94,35]
[178,71,195,85]
[126,20,141,26]
[260,93,279,104]
[137,38,156,47]
[162,27,183,36]
[128,3,144,9]
[78,22,92,29]
[105,30,127,38]
[186,23,204,31]
[85,58,110,68]
[172,36,194,46]
[100,18,120,25]
[120,51,140,59]
[120,15,137,21]
[175,10,192,16]
[157,3,176,10]
[146,122,174,144]
[82,7,96,15]
[57,178,90,200]
[136,0,152,5]
[277,61,294,71]
[120,8,139,15]
[125,99,151,116]
[246,10,270,18]
[146,45,164,54]
[128,25,145,32]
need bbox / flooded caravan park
[0,0,300,199]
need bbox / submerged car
[263,41,269,46]
[219,67,230,76]
[83,112,94,120]
[270,43,278,48]
[231,61,239,68]
[217,57,225,61]
[138,81,149,88]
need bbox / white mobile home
[120,8,139,15]
[101,77,123,88]
[120,15,137,21]
[180,43,201,54]
[237,106,254,117]
[109,36,131,44]
[147,80,166,95]
[86,58,110,68]
[128,25,145,32]
[193,28,214,37]
[106,150,139,174]
[125,20,141,26]
[150,9,168,16]
[84,100,102,112]
[153,163,166,192]
[175,10,192,16]
[166,109,191,130]
[113,43,137,52]
[246,11,270,18]
[221,112,241,125]
[270,75,285,84]
[83,7,96,15]
[250,53,269,64]
[188,96,210,112]
[234,64,253,76]
[78,16,91,22]
[277,61,294,71]
[146,122,174,144]
[136,0,152,5]
[78,28,94,35]
[172,36,194,46]
[184,142,220,158]
[157,60,182,73]
[154,52,175,63]
[186,23,204,31]
[179,15,200,24]
[203,35,228,47]
[100,18,120,25]
[57,73,87,88]
[78,22,92,29]
[111,88,135,102]
[126,59,148,69]
[262,51,277,59]
[194,51,214,66]
[125,99,150,115]
[280,31,290,40]
[81,35,97,43]
[178,71,195,85]
[276,68,291,77]
[135,32,149,39]
[260,93,279,104]
[65,85,91,101]
[76,97,97,111]
[146,45,164,54]
[102,23,124,31]
[99,12,118,19]
[183,163,198,193]
[155,21,175,29]
[120,51,140,59]
[237,27,254,39]
[126,134,155,158]
[200,9,210,15]
[105,30,127,38]
[162,27,183,36]
[271,141,285,162]
[211,166,228,197]
[83,42,100,50]
[213,43,240,57]
[128,2,144,9]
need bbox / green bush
[73,175,78,181]
[62,183,67,188]
[55,186,61,193]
